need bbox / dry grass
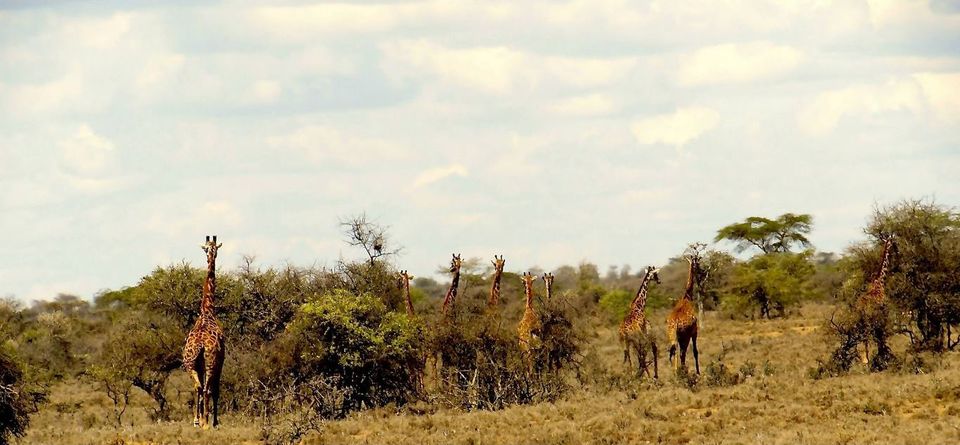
[24,303,960,445]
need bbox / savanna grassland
[6,201,960,445]
[23,303,960,445]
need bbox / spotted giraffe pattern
[488,255,505,308]
[666,255,700,374]
[397,269,415,317]
[182,236,226,429]
[542,272,555,300]
[619,266,660,378]
[440,254,462,318]
[854,238,896,365]
[517,272,542,355]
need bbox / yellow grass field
[24,304,960,445]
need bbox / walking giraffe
[182,235,226,428]
[666,253,701,374]
[619,266,661,378]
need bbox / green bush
[598,289,632,321]
[276,290,425,416]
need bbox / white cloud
[146,199,243,238]
[631,106,720,147]
[798,73,960,134]
[382,40,635,95]
[268,125,405,165]
[58,12,133,49]
[59,125,114,175]
[547,93,618,116]
[678,42,804,87]
[412,164,468,188]
[57,125,124,193]
[383,41,530,94]
[0,76,88,115]
[913,72,960,123]
[135,53,185,88]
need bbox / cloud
[547,93,618,116]
[678,42,804,87]
[381,40,635,95]
[913,72,960,123]
[268,125,405,165]
[55,125,125,193]
[631,106,720,148]
[412,164,468,188]
[146,199,244,238]
[798,73,960,134]
[382,41,530,94]
[59,125,114,175]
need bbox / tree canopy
[715,213,813,254]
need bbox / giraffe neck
[524,282,534,310]
[201,258,216,315]
[489,268,503,307]
[545,281,553,300]
[875,239,893,285]
[442,269,460,316]
[630,272,652,314]
[403,278,414,317]
[683,259,696,300]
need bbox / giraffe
[488,255,506,308]
[397,269,415,317]
[182,235,226,429]
[542,272,555,300]
[855,237,896,365]
[440,254,463,319]
[396,269,425,391]
[666,253,700,374]
[619,266,661,379]
[517,272,542,371]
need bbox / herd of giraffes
[180,235,897,428]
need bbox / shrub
[0,349,37,445]
[271,290,425,417]
[88,310,182,421]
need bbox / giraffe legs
[691,334,700,375]
[651,341,659,380]
[189,368,203,428]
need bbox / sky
[1,0,958,302]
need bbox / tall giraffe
[440,254,463,318]
[182,235,226,428]
[489,255,505,308]
[517,272,542,370]
[619,266,661,379]
[542,272,555,300]
[397,270,415,317]
[396,269,424,391]
[666,254,700,374]
[855,237,896,365]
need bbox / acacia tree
[715,213,813,254]
[856,199,960,351]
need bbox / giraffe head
[541,272,554,287]
[200,235,222,264]
[449,254,463,273]
[643,265,661,284]
[396,270,414,289]
[491,254,506,272]
[521,271,537,288]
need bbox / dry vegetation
[22,303,960,445]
